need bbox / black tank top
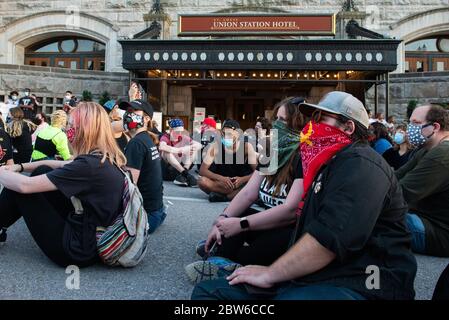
[34,132,61,158]
[209,140,254,177]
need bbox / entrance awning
[119,39,401,72]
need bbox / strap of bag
[71,196,84,215]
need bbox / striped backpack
[71,167,149,267]
[96,167,150,267]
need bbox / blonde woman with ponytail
[7,107,37,163]
[0,102,126,267]
[118,99,165,234]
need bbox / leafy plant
[82,90,93,102]
[99,91,111,106]
[407,100,418,119]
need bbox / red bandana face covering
[300,121,352,201]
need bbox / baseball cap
[222,119,240,130]
[103,100,116,112]
[202,117,217,129]
[299,91,370,129]
[169,118,184,131]
[119,99,154,118]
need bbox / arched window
[405,36,449,72]
[25,37,106,71]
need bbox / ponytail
[146,118,159,145]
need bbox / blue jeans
[147,206,167,234]
[406,213,426,254]
[191,278,366,300]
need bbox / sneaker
[186,173,198,188]
[173,173,188,187]
[185,257,241,284]
[0,228,7,246]
[195,239,218,259]
[208,192,229,203]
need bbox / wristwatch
[240,217,250,230]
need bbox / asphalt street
[0,182,447,300]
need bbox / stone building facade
[0,0,448,118]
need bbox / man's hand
[205,225,223,253]
[219,176,234,190]
[216,217,242,238]
[232,177,245,190]
[227,265,275,288]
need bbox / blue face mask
[222,138,234,148]
[394,132,405,145]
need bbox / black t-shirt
[11,123,33,163]
[0,129,13,166]
[292,143,417,300]
[18,96,36,120]
[383,148,412,170]
[125,131,163,212]
[47,154,124,261]
[257,152,303,208]
[209,141,254,178]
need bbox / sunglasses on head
[290,97,306,105]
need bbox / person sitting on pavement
[382,124,414,170]
[119,99,166,234]
[103,99,130,153]
[199,117,217,150]
[254,116,272,155]
[0,112,5,131]
[396,104,449,257]
[195,117,218,172]
[0,125,13,166]
[370,121,394,155]
[159,118,202,187]
[185,97,305,284]
[191,91,417,301]
[31,112,50,145]
[198,119,257,203]
[31,110,71,162]
[0,102,126,267]
[7,107,36,164]
[1,91,19,125]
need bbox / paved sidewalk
[0,182,447,299]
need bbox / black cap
[119,99,154,118]
[222,119,240,130]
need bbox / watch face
[240,218,250,229]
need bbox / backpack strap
[71,196,84,215]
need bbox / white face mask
[11,96,18,101]
[25,92,30,96]
[65,95,72,100]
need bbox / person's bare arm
[216,178,302,238]
[246,179,302,230]
[158,141,188,154]
[0,170,57,194]
[4,160,70,173]
[126,167,140,184]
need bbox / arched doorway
[390,8,449,73]
[24,36,106,71]
[0,11,121,72]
